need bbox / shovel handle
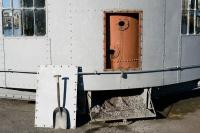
[62,77,69,108]
[54,75,61,108]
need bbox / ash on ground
[90,95,148,120]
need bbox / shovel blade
[55,112,67,129]
[53,108,70,129]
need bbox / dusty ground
[0,90,200,133]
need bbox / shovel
[62,77,70,129]
[53,75,69,129]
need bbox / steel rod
[0,65,200,75]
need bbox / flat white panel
[47,0,71,65]
[68,0,118,10]
[181,68,200,82]
[71,11,104,71]
[6,73,37,89]
[35,65,78,129]
[181,36,200,66]
[181,36,200,83]
[0,73,5,87]
[0,41,4,70]
[120,73,163,89]
[164,0,182,84]
[164,0,182,67]
[4,38,50,71]
[4,38,50,89]
[83,72,163,91]
[164,71,179,85]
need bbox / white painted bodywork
[0,0,199,99]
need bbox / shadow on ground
[152,80,200,119]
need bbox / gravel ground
[0,91,200,133]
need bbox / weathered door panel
[105,13,141,70]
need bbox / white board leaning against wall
[35,65,78,129]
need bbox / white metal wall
[47,0,71,65]
[0,0,199,94]
[4,38,50,88]
[0,0,50,99]
[164,0,182,85]
[181,36,200,82]
[68,0,166,90]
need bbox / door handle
[110,47,120,59]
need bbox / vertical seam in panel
[2,38,7,87]
[178,37,182,83]
[178,0,183,82]
[163,0,166,85]
[49,38,52,65]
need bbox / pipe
[0,64,200,75]
[0,71,37,74]
[78,65,200,75]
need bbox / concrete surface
[0,89,200,133]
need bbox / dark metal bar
[0,71,38,74]
[0,64,200,75]
[78,65,200,75]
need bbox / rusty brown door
[108,14,140,70]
